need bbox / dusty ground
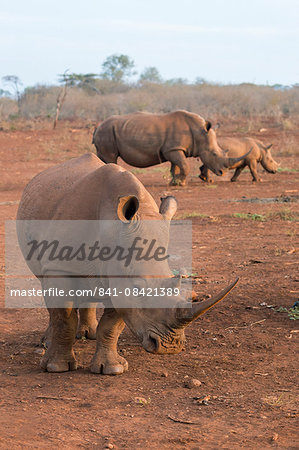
[0,118,298,449]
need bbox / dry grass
[1,83,299,122]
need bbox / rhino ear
[159,196,177,220]
[265,144,273,151]
[117,195,139,222]
[205,120,212,132]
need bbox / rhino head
[104,194,238,355]
[199,122,252,176]
[260,144,279,173]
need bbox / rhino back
[18,153,159,221]
[218,137,260,161]
[17,153,104,221]
[96,111,205,166]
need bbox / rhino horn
[224,147,253,168]
[176,278,239,325]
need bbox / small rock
[184,378,202,389]
[34,348,45,355]
[105,444,114,449]
[134,396,149,405]
[161,370,168,377]
[271,433,279,442]
[195,395,211,405]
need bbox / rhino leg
[40,322,52,348]
[76,308,98,339]
[199,164,213,183]
[231,165,245,182]
[40,307,78,372]
[170,163,180,179]
[248,161,261,182]
[168,151,189,186]
[91,308,128,375]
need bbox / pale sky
[1,0,298,92]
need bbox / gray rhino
[92,110,251,186]
[199,137,278,183]
[17,153,238,375]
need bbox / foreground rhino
[93,110,250,186]
[17,153,238,375]
[199,137,278,183]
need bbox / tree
[57,72,99,93]
[164,77,188,86]
[2,75,23,111]
[194,77,207,85]
[101,54,136,83]
[0,89,11,97]
[53,70,71,129]
[139,66,162,84]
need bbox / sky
[0,0,298,92]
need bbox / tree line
[0,54,298,122]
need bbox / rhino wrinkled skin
[199,137,279,183]
[17,153,238,375]
[93,110,250,186]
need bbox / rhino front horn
[225,147,253,168]
[176,278,239,325]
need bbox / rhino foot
[90,350,128,375]
[40,348,77,372]
[199,174,213,183]
[169,178,186,187]
[76,322,97,340]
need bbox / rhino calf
[93,110,250,186]
[17,153,238,375]
[199,137,278,183]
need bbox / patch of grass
[206,184,218,188]
[273,305,299,320]
[282,119,295,130]
[150,166,169,173]
[172,269,198,277]
[176,212,209,220]
[131,166,169,175]
[233,212,266,222]
[131,168,147,174]
[270,208,299,222]
[44,147,56,160]
[263,394,285,407]
[285,229,297,237]
[277,167,298,173]
[134,397,151,407]
[233,209,299,223]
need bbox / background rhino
[199,137,279,183]
[93,110,250,186]
[17,153,238,375]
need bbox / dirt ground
[0,118,298,449]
